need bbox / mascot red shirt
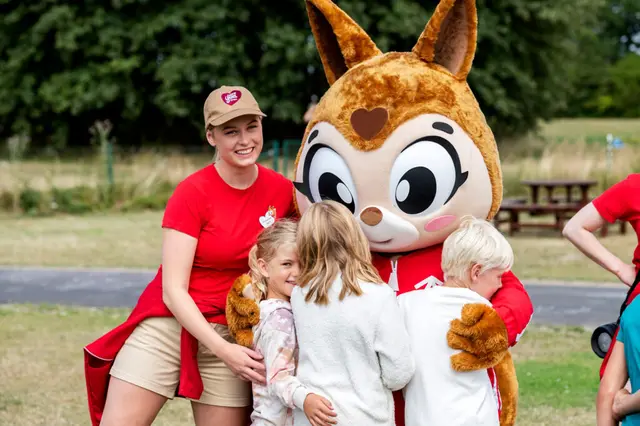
[226,1,534,425]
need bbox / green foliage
[562,0,640,117]
[0,0,625,148]
[18,188,42,215]
[588,54,640,117]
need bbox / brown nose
[360,207,383,226]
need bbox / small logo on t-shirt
[414,275,444,290]
[259,206,276,228]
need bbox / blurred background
[0,0,638,216]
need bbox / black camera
[591,322,618,358]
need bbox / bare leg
[191,402,251,426]
[100,377,168,426]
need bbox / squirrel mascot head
[228,3,519,424]
[293,0,502,253]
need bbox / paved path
[0,267,628,329]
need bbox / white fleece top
[291,274,415,426]
[398,286,500,426]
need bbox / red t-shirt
[160,163,296,324]
[84,164,296,426]
[592,173,640,274]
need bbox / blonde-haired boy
[398,216,515,426]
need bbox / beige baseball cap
[203,85,266,130]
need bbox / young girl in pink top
[248,219,337,426]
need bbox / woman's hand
[303,394,337,426]
[217,341,266,384]
[613,388,631,421]
[615,262,637,287]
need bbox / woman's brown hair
[296,200,382,304]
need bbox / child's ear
[470,263,482,282]
[257,258,270,278]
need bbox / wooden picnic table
[520,179,598,206]
[495,179,626,236]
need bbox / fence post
[605,133,613,189]
[272,141,280,173]
[283,140,289,177]
[105,140,114,190]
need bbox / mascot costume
[227,0,534,424]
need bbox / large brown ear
[412,0,477,79]
[306,0,382,85]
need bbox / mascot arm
[226,274,261,348]
[447,271,533,372]
[491,271,534,346]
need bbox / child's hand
[303,393,337,426]
[613,388,631,420]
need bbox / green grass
[511,326,600,425]
[0,304,601,426]
[518,356,596,409]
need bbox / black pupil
[318,172,355,213]
[396,167,437,214]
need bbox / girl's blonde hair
[296,200,382,305]
[441,215,514,280]
[248,219,298,301]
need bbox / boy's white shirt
[291,273,415,426]
[398,286,500,426]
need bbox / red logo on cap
[222,90,242,106]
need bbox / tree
[0,0,608,150]
[561,0,640,118]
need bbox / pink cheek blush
[424,215,457,232]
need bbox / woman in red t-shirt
[563,173,640,376]
[85,86,296,426]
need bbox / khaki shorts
[110,317,251,407]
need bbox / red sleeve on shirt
[162,180,205,239]
[490,271,534,347]
[592,176,633,223]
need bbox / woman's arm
[563,203,636,286]
[162,228,265,384]
[597,340,628,425]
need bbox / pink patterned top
[250,299,310,425]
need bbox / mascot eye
[389,137,467,216]
[305,145,358,213]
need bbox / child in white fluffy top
[248,219,337,426]
[398,216,515,426]
[291,200,415,426]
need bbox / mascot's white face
[294,113,492,253]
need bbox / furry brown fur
[446,303,515,425]
[494,351,519,426]
[226,274,260,348]
[299,0,503,219]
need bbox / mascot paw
[226,274,261,348]
[447,303,509,372]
